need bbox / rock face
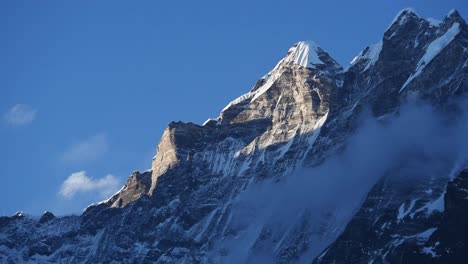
[314,169,468,264]
[1,8,467,264]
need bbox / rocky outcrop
[107,170,152,207]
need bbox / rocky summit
[1,8,468,264]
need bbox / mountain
[1,8,468,263]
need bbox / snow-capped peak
[220,40,340,115]
[447,9,459,18]
[388,8,420,29]
[286,41,325,68]
[445,9,464,23]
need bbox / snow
[221,41,326,113]
[250,64,285,102]
[203,118,219,126]
[273,137,295,163]
[289,41,324,68]
[424,193,445,213]
[14,211,25,217]
[397,199,416,222]
[192,208,218,242]
[427,18,442,27]
[300,112,329,164]
[416,228,437,241]
[388,8,419,29]
[349,41,382,71]
[422,246,438,257]
[448,9,457,17]
[237,157,252,176]
[220,60,283,113]
[399,23,461,93]
[411,192,445,217]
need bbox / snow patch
[422,246,438,257]
[388,8,419,29]
[427,18,442,27]
[411,192,445,217]
[203,118,219,126]
[397,199,416,222]
[349,41,382,71]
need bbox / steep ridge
[0,8,467,264]
[314,9,468,264]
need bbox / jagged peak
[388,8,420,29]
[447,9,460,18]
[286,41,342,71]
[286,41,323,68]
[388,8,465,31]
[444,9,466,25]
[350,8,465,71]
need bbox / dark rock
[38,211,55,224]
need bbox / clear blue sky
[2,0,467,216]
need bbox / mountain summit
[1,9,468,263]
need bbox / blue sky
[2,0,467,216]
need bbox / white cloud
[3,104,37,126]
[62,133,108,163]
[59,171,120,199]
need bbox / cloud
[59,171,120,199]
[3,104,37,126]
[61,133,108,163]
[214,100,468,262]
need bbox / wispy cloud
[62,133,108,163]
[3,104,37,126]
[59,171,120,199]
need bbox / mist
[212,99,468,263]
